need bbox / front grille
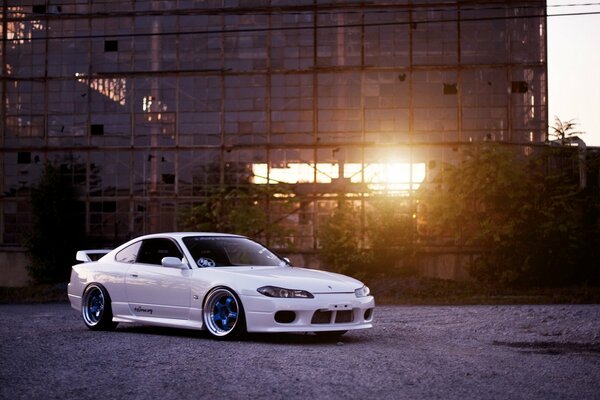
[312,309,355,324]
[335,310,354,323]
[311,310,332,324]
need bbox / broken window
[104,40,119,52]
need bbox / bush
[178,184,295,248]
[366,196,418,276]
[421,144,600,287]
[317,201,366,276]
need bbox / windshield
[182,236,286,267]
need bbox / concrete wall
[285,247,478,281]
[0,248,30,287]
[414,248,479,281]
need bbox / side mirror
[161,257,187,269]
[283,257,292,266]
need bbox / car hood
[195,266,363,293]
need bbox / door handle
[130,274,138,278]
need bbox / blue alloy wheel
[81,283,117,331]
[83,285,104,326]
[203,287,245,338]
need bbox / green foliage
[317,201,365,275]
[422,144,534,247]
[366,196,418,275]
[26,163,86,283]
[421,144,599,287]
[317,197,420,277]
[178,184,295,248]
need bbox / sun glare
[252,162,426,194]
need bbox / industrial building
[0,0,547,278]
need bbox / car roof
[93,232,248,264]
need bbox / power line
[7,9,599,43]
[8,1,600,18]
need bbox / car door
[124,238,191,320]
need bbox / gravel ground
[0,303,599,400]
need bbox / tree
[366,196,418,275]
[317,201,365,275]
[421,144,534,248]
[420,143,596,287]
[178,184,295,248]
[549,116,585,144]
[27,162,86,283]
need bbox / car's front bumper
[240,292,374,333]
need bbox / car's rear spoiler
[76,250,112,263]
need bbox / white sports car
[68,233,375,339]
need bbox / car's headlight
[354,285,370,298]
[257,286,314,299]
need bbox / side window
[115,241,142,263]
[136,238,183,266]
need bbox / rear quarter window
[115,241,142,263]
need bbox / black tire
[81,283,118,331]
[202,287,246,340]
